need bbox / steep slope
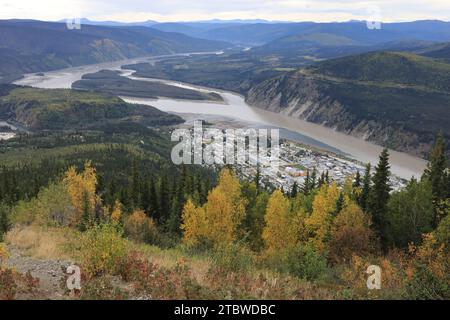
[247,52,450,158]
[0,20,228,82]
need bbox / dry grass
[133,242,212,283]
[5,226,76,260]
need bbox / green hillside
[307,51,450,91]
[0,20,228,82]
[0,86,182,130]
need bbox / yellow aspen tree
[262,190,296,254]
[181,199,206,246]
[111,200,122,223]
[329,202,374,262]
[203,169,246,246]
[305,182,340,252]
[64,161,98,226]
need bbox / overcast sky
[0,0,449,23]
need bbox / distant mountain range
[56,19,450,46]
[0,19,229,82]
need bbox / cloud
[0,0,449,22]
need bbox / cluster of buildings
[236,140,407,192]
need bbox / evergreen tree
[291,182,298,198]
[303,170,311,195]
[79,190,92,232]
[148,178,158,216]
[353,171,362,189]
[360,163,371,211]
[311,168,317,190]
[335,192,345,215]
[255,164,261,193]
[158,175,170,223]
[325,170,330,185]
[0,203,10,241]
[423,134,449,226]
[368,149,392,248]
[131,158,141,208]
[318,172,325,188]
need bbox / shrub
[284,245,330,282]
[12,182,75,227]
[211,242,255,273]
[0,268,17,300]
[79,276,129,300]
[124,209,157,243]
[120,251,210,299]
[329,203,375,263]
[79,223,128,277]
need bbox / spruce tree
[353,171,362,189]
[303,170,311,195]
[79,190,91,232]
[311,167,317,190]
[291,182,298,198]
[360,163,371,211]
[255,164,261,193]
[368,149,392,248]
[0,203,10,241]
[423,134,449,226]
[335,192,345,215]
[131,158,140,208]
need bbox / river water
[14,56,428,179]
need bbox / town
[235,140,407,192]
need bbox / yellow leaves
[124,209,156,243]
[329,203,374,262]
[79,223,127,277]
[181,199,206,246]
[262,190,296,254]
[305,183,340,252]
[63,161,99,226]
[409,233,449,279]
[110,200,122,224]
[0,243,9,265]
[181,168,246,247]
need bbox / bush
[267,245,330,282]
[79,276,129,300]
[79,223,128,277]
[405,263,450,300]
[211,242,255,273]
[12,182,75,227]
[124,209,156,243]
[284,245,330,282]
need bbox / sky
[0,0,449,23]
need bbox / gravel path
[5,246,72,300]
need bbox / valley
[9,56,428,179]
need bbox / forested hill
[0,20,229,83]
[0,85,183,130]
[247,51,450,159]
